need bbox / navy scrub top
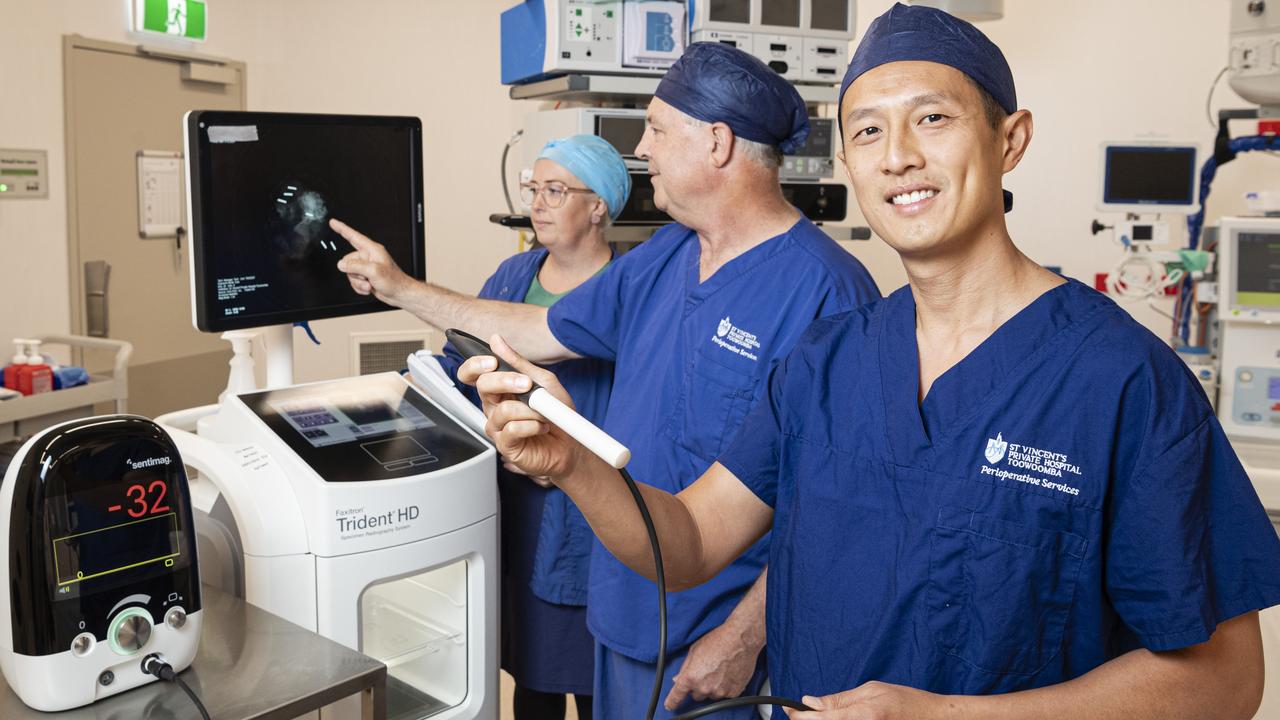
[548,216,881,660]
[722,280,1280,699]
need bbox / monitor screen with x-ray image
[185,111,425,333]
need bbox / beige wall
[241,1,522,381]
[0,0,518,379]
[0,0,1273,384]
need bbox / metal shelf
[509,73,838,104]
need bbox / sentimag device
[0,416,201,711]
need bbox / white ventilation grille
[350,331,435,376]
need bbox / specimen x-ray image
[198,115,418,327]
[269,182,341,260]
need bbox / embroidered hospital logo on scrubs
[711,317,762,361]
[979,435,1083,498]
[984,433,1008,464]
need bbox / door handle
[84,260,111,337]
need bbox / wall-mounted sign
[137,150,184,238]
[0,149,48,199]
[133,0,207,42]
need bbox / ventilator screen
[1235,232,1280,308]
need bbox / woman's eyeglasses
[520,181,595,209]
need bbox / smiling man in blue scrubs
[334,43,881,719]
[466,4,1280,718]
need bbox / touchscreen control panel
[241,373,487,481]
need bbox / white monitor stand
[194,323,294,438]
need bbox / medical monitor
[595,114,647,160]
[695,0,855,35]
[185,111,425,333]
[1221,217,1280,316]
[1097,142,1200,215]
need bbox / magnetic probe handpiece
[446,329,632,469]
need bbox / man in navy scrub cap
[466,4,1280,719]
[333,42,880,718]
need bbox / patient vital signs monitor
[1098,142,1200,215]
[184,111,425,333]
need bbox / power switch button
[165,606,187,630]
[71,632,95,657]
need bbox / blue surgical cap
[838,3,1017,212]
[537,134,632,221]
[655,42,810,156]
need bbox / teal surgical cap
[537,135,632,222]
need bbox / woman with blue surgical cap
[435,134,629,720]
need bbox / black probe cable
[142,654,212,720]
[617,466,810,720]
[619,465,668,720]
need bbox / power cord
[617,467,811,720]
[500,130,524,214]
[1203,66,1229,129]
[142,654,212,720]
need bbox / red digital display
[105,480,172,518]
[49,474,183,595]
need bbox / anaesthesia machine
[516,108,848,228]
[500,0,857,86]
[687,0,857,83]
[501,0,689,84]
[1216,216,1280,506]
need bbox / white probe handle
[528,387,631,469]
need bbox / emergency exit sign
[133,0,207,42]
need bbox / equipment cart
[0,334,132,444]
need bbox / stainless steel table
[0,584,387,720]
